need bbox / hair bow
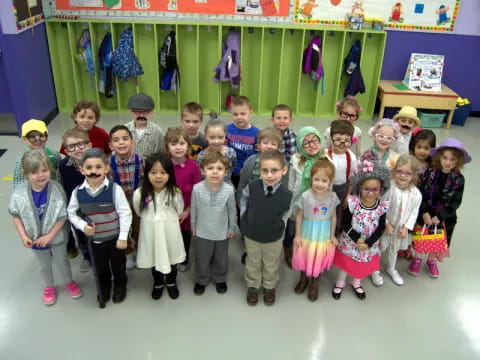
[412,127,423,137]
[354,160,374,174]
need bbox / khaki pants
[244,237,283,290]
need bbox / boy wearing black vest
[240,150,292,306]
[67,148,132,304]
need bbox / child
[125,93,163,159]
[323,96,363,157]
[391,106,420,154]
[332,160,390,300]
[14,119,62,190]
[408,138,470,278]
[191,150,236,295]
[9,150,82,305]
[292,158,339,301]
[379,155,422,286]
[108,125,145,270]
[197,118,237,184]
[359,118,400,171]
[226,96,260,188]
[271,104,297,163]
[325,120,357,235]
[164,127,202,272]
[67,148,132,304]
[409,128,436,178]
[133,153,185,300]
[58,128,92,269]
[60,100,110,155]
[180,102,209,161]
[240,150,292,306]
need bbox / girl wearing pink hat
[408,138,471,278]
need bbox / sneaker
[215,282,227,294]
[408,257,422,276]
[246,287,259,306]
[194,283,205,295]
[386,268,404,286]
[370,271,384,286]
[65,281,83,299]
[426,260,440,278]
[79,259,91,273]
[68,248,79,259]
[126,253,136,270]
[43,286,56,306]
[177,261,191,272]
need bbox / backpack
[213,31,241,89]
[343,40,365,97]
[302,36,324,93]
[159,31,180,92]
[98,32,115,98]
[112,28,144,82]
[77,29,95,89]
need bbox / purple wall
[0,29,14,113]
[381,31,480,112]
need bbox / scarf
[297,126,323,194]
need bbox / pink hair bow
[412,127,423,137]
[354,160,374,174]
[352,136,358,144]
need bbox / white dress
[133,187,185,273]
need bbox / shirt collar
[262,181,282,193]
[114,151,135,164]
[79,177,110,190]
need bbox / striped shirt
[279,128,297,163]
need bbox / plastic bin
[450,103,472,127]
[418,110,446,128]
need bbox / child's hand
[431,216,440,226]
[385,223,394,235]
[191,229,196,237]
[34,234,53,248]
[227,232,234,239]
[179,209,190,224]
[342,199,348,209]
[116,239,127,250]
[358,243,368,251]
[22,236,33,248]
[329,236,338,247]
[84,223,96,236]
[294,235,302,249]
[397,227,408,238]
[422,213,433,226]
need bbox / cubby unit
[239,26,262,113]
[198,25,221,112]
[177,24,200,107]
[156,24,179,113]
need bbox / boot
[308,276,320,301]
[294,272,309,294]
[283,245,293,269]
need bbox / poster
[403,53,444,92]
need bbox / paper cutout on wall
[70,0,102,6]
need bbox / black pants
[92,240,127,291]
[151,265,177,285]
[181,230,192,263]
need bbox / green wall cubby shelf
[46,19,386,119]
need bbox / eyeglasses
[361,187,381,194]
[332,138,352,147]
[339,111,358,120]
[302,138,320,148]
[375,134,395,142]
[260,168,282,175]
[65,141,90,152]
[26,134,47,142]
[394,170,413,177]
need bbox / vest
[240,179,292,243]
[76,181,120,242]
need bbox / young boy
[108,125,144,270]
[125,93,163,159]
[271,104,297,163]
[391,106,420,154]
[58,128,93,268]
[240,150,292,306]
[190,150,236,295]
[67,148,132,305]
[60,100,110,155]
[14,119,62,190]
[325,120,357,235]
[226,96,260,188]
[180,102,208,161]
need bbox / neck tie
[266,186,273,198]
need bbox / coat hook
[229,26,235,32]
[309,30,315,36]
[368,33,372,38]
[289,29,295,35]
[348,32,352,37]
[248,27,254,34]
[329,31,334,37]
[269,28,275,35]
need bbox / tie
[266,186,273,198]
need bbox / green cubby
[177,24,199,107]
[240,26,262,113]
[219,26,241,112]
[198,25,221,113]
[156,24,179,113]
[258,28,282,114]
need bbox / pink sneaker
[426,260,440,278]
[408,257,422,276]
[43,286,56,306]
[65,281,83,299]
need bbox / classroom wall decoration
[12,0,45,32]
[294,0,461,32]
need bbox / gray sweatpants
[33,242,73,287]
[195,237,229,285]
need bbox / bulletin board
[294,0,461,32]
[12,0,44,31]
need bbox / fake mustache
[401,125,412,130]
[135,117,147,122]
[86,173,102,178]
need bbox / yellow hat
[393,106,420,126]
[21,119,48,137]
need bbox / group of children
[9,93,470,307]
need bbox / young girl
[292,158,339,301]
[133,153,185,300]
[323,96,363,157]
[332,160,390,300]
[164,127,202,272]
[379,155,422,286]
[359,118,400,172]
[408,138,470,278]
[9,150,82,305]
[196,118,237,184]
[409,128,436,178]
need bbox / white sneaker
[370,271,384,286]
[79,259,91,273]
[126,253,136,270]
[387,268,404,286]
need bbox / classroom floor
[1,113,479,360]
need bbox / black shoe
[194,283,205,295]
[215,282,227,294]
[112,285,127,303]
[241,252,247,265]
[151,284,164,300]
[98,286,111,303]
[166,283,179,299]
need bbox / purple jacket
[213,32,241,88]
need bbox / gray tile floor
[1,112,479,360]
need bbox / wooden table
[377,80,459,129]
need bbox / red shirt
[60,125,111,155]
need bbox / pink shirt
[173,158,202,231]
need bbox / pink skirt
[333,250,380,279]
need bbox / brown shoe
[283,245,293,269]
[294,272,309,294]
[308,276,320,301]
[264,288,276,306]
[246,287,259,306]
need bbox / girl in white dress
[133,153,185,300]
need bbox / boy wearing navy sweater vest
[240,150,292,306]
[67,148,132,305]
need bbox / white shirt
[330,150,357,185]
[392,132,412,155]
